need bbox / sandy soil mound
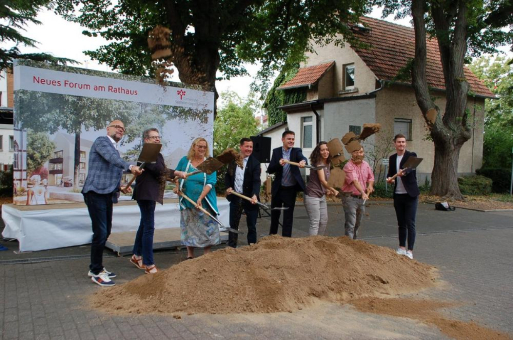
[92,235,437,315]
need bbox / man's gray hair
[143,128,159,140]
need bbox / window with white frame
[394,118,412,140]
[344,64,355,90]
[302,116,313,149]
[9,135,13,151]
[0,135,3,151]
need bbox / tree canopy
[470,55,513,128]
[53,0,370,94]
[0,0,74,70]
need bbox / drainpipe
[310,103,321,144]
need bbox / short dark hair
[394,133,406,141]
[143,128,159,140]
[282,130,295,138]
[240,137,252,146]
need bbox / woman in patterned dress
[175,137,220,259]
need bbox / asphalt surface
[1,201,512,339]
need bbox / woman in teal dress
[175,137,220,259]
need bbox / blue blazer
[267,147,308,196]
[82,136,131,197]
[387,150,420,197]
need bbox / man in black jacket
[225,138,261,247]
[386,134,420,260]
[129,128,185,273]
[267,130,307,237]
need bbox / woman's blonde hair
[187,137,210,160]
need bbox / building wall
[304,40,377,96]
[375,85,485,180]
[7,70,14,108]
[0,124,14,166]
[0,70,7,107]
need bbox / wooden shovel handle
[228,190,253,202]
[178,191,215,220]
[120,175,137,194]
[282,159,302,167]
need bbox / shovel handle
[388,168,410,181]
[178,191,217,220]
[228,191,268,209]
[282,159,302,167]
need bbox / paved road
[1,202,512,339]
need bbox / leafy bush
[476,168,512,193]
[0,167,13,197]
[372,181,393,198]
[457,175,492,195]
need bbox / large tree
[53,0,370,96]
[0,0,74,69]
[374,0,512,199]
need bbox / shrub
[457,175,492,195]
[372,181,393,198]
[476,168,512,193]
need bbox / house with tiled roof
[263,16,494,182]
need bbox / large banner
[12,60,215,206]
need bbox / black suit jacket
[132,153,166,204]
[225,154,261,210]
[267,147,308,196]
[387,150,420,197]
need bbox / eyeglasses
[108,125,125,132]
[147,135,161,140]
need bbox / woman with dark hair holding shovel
[304,141,339,235]
[175,137,220,259]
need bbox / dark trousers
[83,191,113,275]
[270,186,297,237]
[133,200,157,265]
[228,197,258,247]
[394,194,418,251]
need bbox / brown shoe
[145,264,158,274]
[130,255,146,269]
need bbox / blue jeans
[133,200,157,266]
[394,194,418,251]
[83,192,113,275]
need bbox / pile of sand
[92,235,437,315]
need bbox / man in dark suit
[267,130,307,237]
[386,133,420,260]
[225,138,261,247]
[129,128,185,273]
[82,120,142,286]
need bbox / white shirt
[107,135,118,149]
[234,157,248,193]
[395,155,407,194]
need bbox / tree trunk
[411,0,471,200]
[73,132,81,191]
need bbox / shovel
[228,191,288,211]
[282,159,327,171]
[176,148,243,180]
[388,156,423,181]
[177,190,244,234]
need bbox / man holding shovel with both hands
[225,138,261,247]
[342,146,375,240]
[387,134,420,260]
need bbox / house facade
[0,69,14,172]
[264,17,493,183]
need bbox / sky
[3,7,511,103]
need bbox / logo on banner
[177,89,186,100]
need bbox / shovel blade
[219,226,244,234]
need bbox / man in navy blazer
[386,134,420,260]
[225,138,261,247]
[82,120,142,286]
[267,130,307,237]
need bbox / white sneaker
[91,272,115,286]
[396,248,407,255]
[405,251,413,259]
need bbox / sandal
[145,264,158,274]
[130,255,146,269]
[186,256,193,260]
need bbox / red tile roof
[352,17,494,98]
[278,61,335,90]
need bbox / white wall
[0,124,14,166]
[0,70,7,107]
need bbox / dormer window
[344,64,355,90]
